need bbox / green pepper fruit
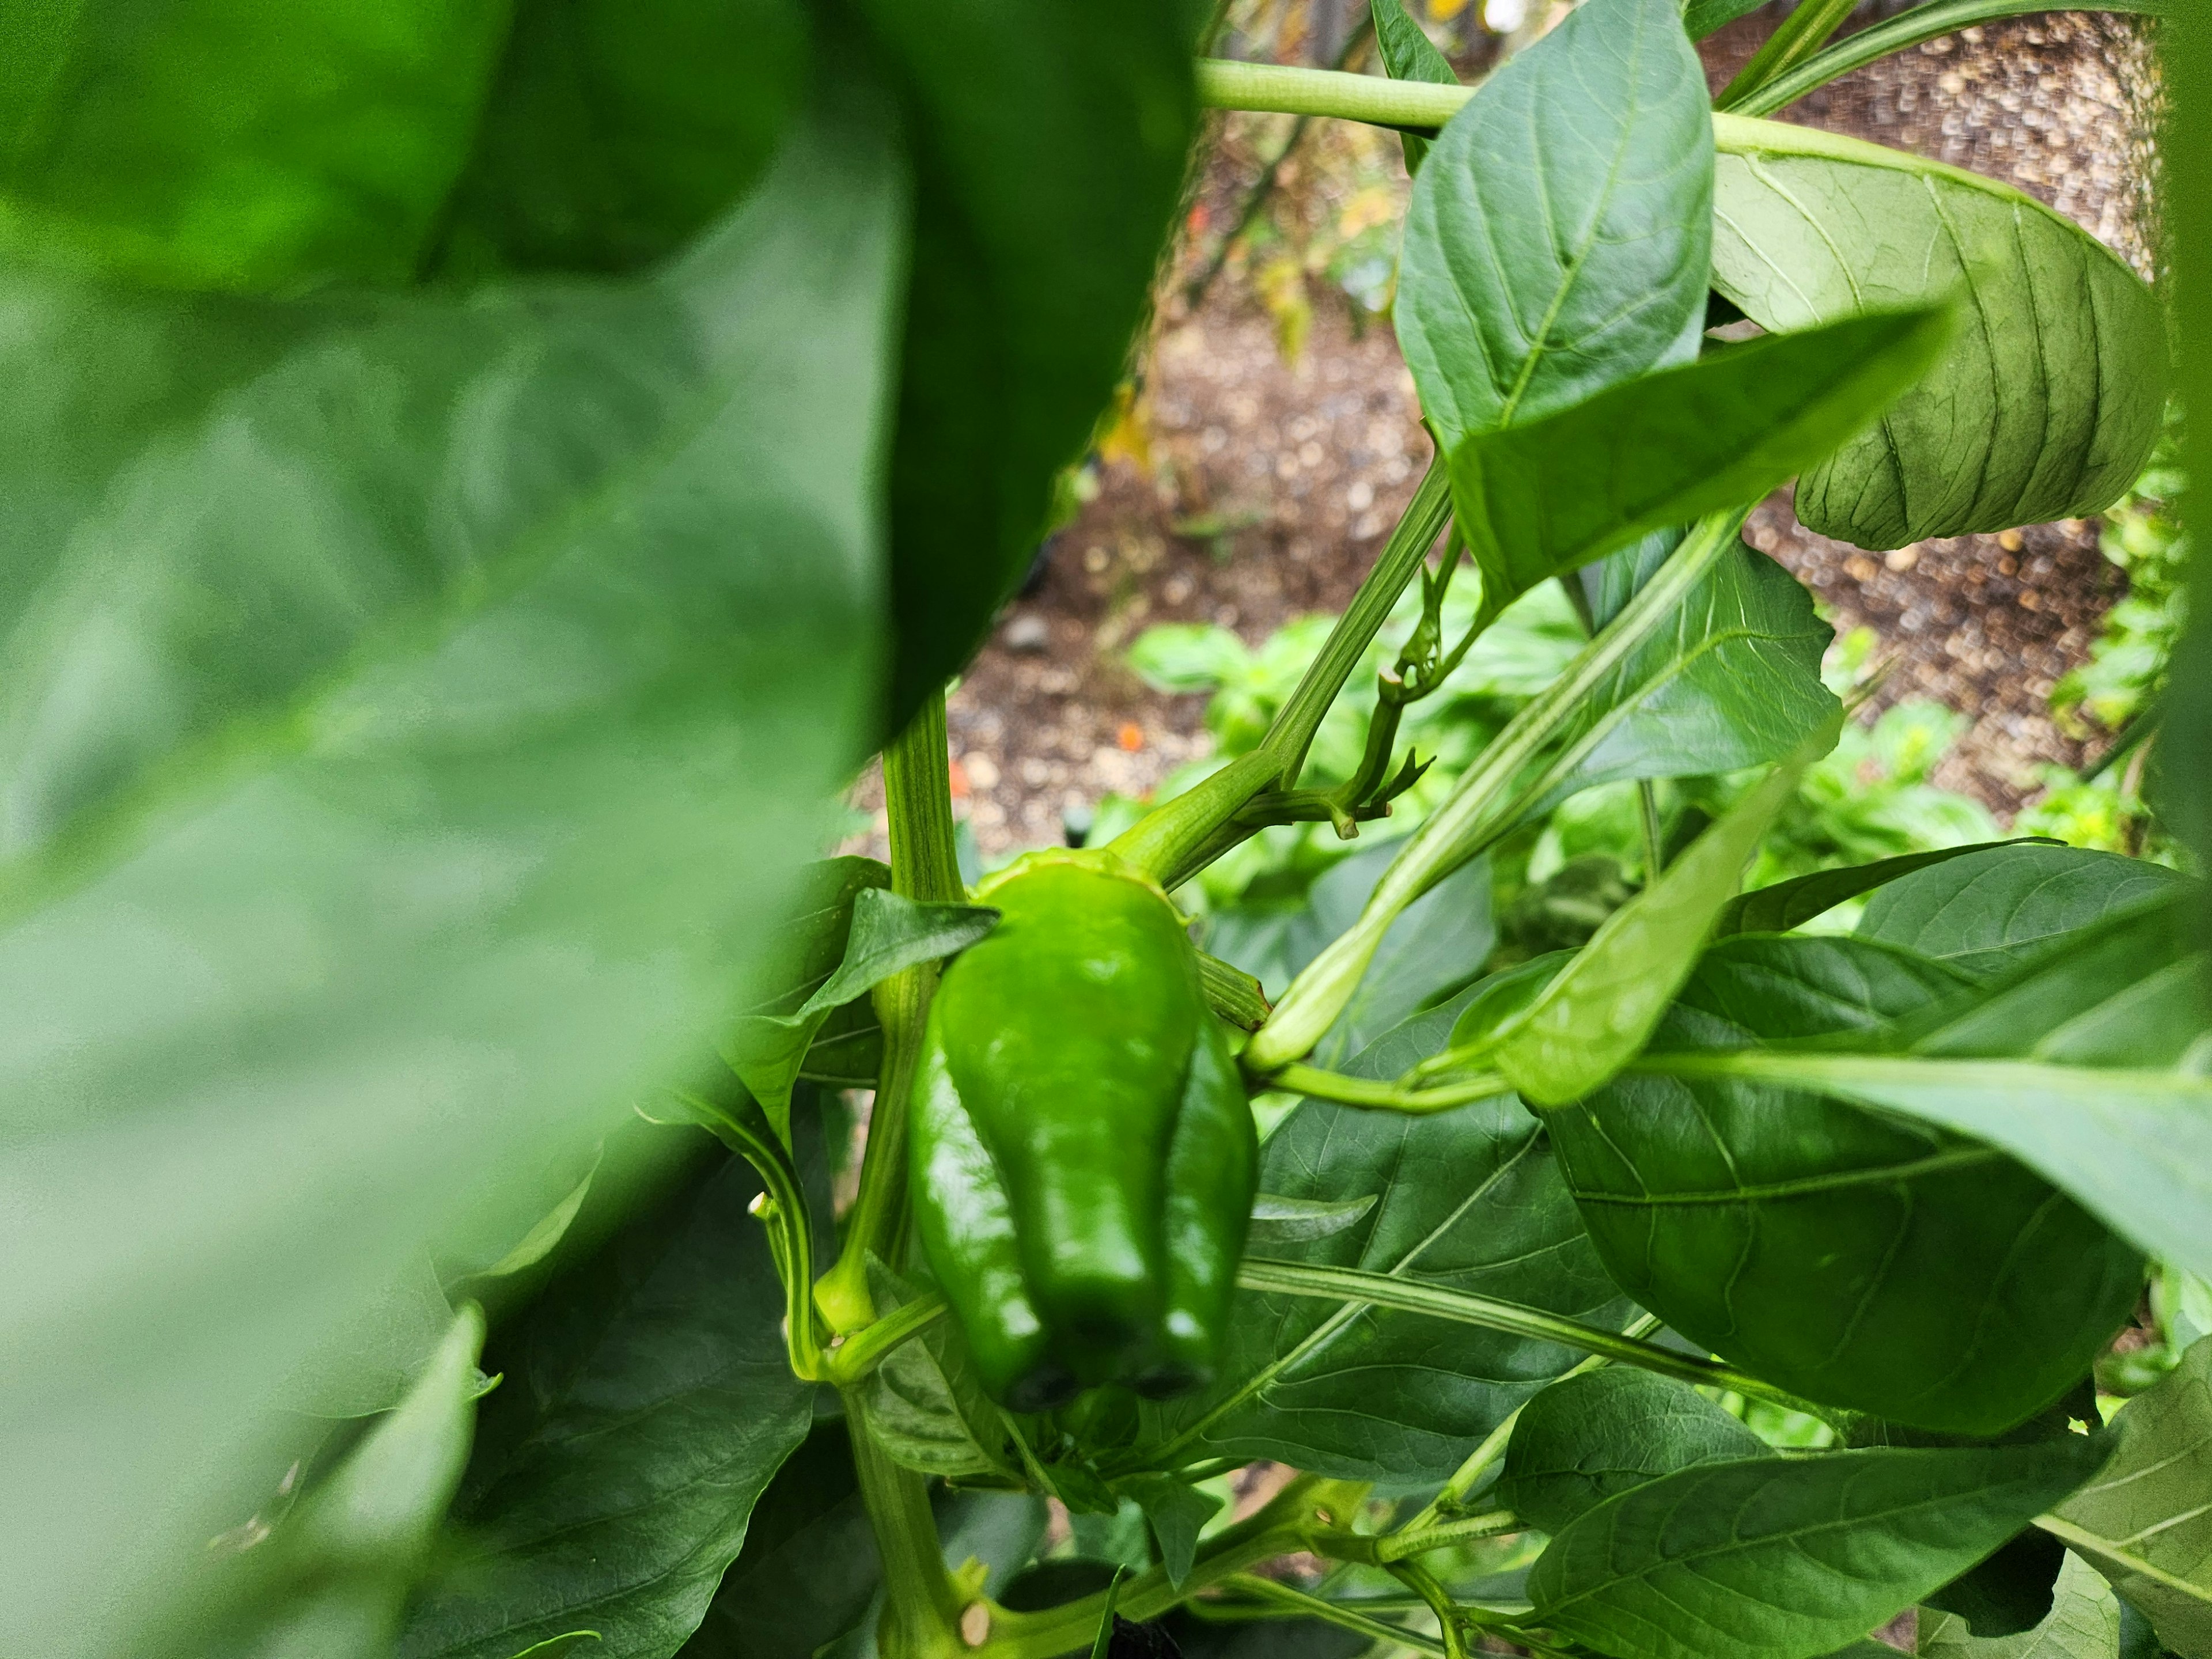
[908,849,1257,1411]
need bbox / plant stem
[816,689,965,1332]
[1109,457,1452,888]
[1638,779,1666,881]
[1374,1510,1518,1562]
[1715,0,1858,111]
[1724,0,2165,119]
[1270,1060,1508,1114]
[975,1477,1321,1658]
[1388,1560,1471,1659]
[827,1291,948,1385]
[1248,508,1746,1071]
[1196,58,1468,129]
[1236,1257,1845,1422]
[844,1386,969,1659]
[1206,1574,1449,1657]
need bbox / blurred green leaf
[0,0,509,286]
[431,0,808,275]
[859,0,1196,725]
[0,98,899,1658]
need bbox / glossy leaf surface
[1450,310,1949,615]
[400,1150,815,1659]
[2053,1338,2212,1658]
[1498,1368,1763,1533]
[1558,935,2145,1431]
[1710,116,2166,548]
[1396,0,1712,453]
[1531,1437,2113,1659]
[1138,994,1629,1482]
[0,105,896,1659]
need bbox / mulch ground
[859,10,2164,860]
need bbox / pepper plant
[6,2,2210,1659]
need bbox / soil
[860,10,2165,860]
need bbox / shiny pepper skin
[908,849,1257,1411]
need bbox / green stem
[1638,780,1666,881]
[817,689,964,1332]
[1388,1560,1471,1659]
[1196,57,1468,128]
[1206,1574,1449,1657]
[675,1088,830,1380]
[844,1387,969,1659]
[975,1478,1320,1658]
[1715,0,1858,111]
[1266,457,1455,789]
[1270,1061,1508,1114]
[1248,508,1745,1072]
[1725,0,2168,119]
[1393,1312,1662,1537]
[1236,1257,1844,1422]
[1374,1510,1518,1562]
[1110,456,1453,888]
[827,1291,948,1385]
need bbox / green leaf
[857,0,1196,724]
[1858,844,2192,980]
[430,0,808,275]
[283,1254,456,1419]
[1681,0,1774,39]
[2052,1338,2212,1658]
[1922,1551,2126,1659]
[1205,838,1494,1060]
[0,98,897,1659]
[1368,0,1456,173]
[0,0,510,287]
[400,1151,815,1659]
[1644,895,2212,1286]
[1559,934,2146,1433]
[1248,1192,1379,1245]
[1713,841,2054,940]
[1498,1368,1764,1534]
[858,1260,1020,1481]
[724,882,997,1141]
[1137,992,1632,1483]
[1395,0,1713,454]
[675,1423,878,1659]
[1709,115,2167,548]
[680,1430,1047,1658]
[1509,536,1841,826]
[1120,1475,1224,1590]
[1450,310,1952,615]
[1494,718,1836,1106]
[1529,1436,2114,1659]
[196,1307,490,1658]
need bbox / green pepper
[908,849,1257,1411]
